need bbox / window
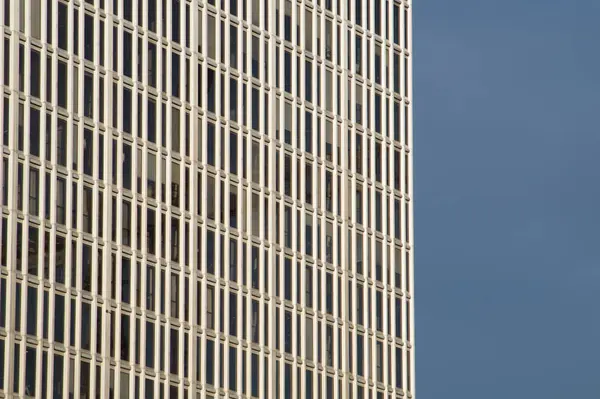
[251,246,259,290]
[81,244,92,293]
[325,19,332,61]
[1,158,8,206]
[284,154,291,196]
[28,168,39,216]
[168,273,178,320]
[283,257,292,301]
[207,15,216,60]
[284,206,292,249]
[284,0,292,42]
[57,60,68,108]
[54,294,65,343]
[56,177,66,225]
[252,35,260,79]
[230,78,238,122]
[394,246,403,287]
[206,68,216,113]
[24,346,36,395]
[207,122,216,166]
[375,191,382,232]
[172,53,180,98]
[171,160,180,207]
[305,10,312,52]
[57,118,67,166]
[26,286,37,336]
[284,51,292,93]
[57,2,68,50]
[305,265,313,308]
[376,341,384,382]
[146,264,155,311]
[251,300,259,343]
[284,311,292,353]
[83,129,93,176]
[122,200,131,246]
[326,325,333,367]
[229,238,238,282]
[305,163,312,205]
[251,87,260,131]
[357,333,364,376]
[375,94,382,135]
[284,102,292,145]
[356,183,362,224]
[229,292,237,336]
[206,175,215,220]
[372,288,382,333]
[122,257,131,304]
[31,49,41,98]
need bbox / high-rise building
[0,0,413,397]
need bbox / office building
[0,0,414,397]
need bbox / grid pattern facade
[0,0,414,397]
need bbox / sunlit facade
[0,0,414,397]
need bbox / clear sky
[414,1,600,398]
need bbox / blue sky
[414,1,600,398]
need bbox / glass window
[170,273,179,317]
[284,102,292,145]
[325,273,333,314]
[325,222,333,264]
[229,239,237,281]
[172,53,180,98]
[305,162,312,205]
[305,10,312,52]
[284,51,292,93]
[373,188,382,232]
[28,168,39,217]
[252,35,260,79]
[251,246,259,290]
[145,321,155,368]
[252,87,260,131]
[207,15,216,60]
[206,175,215,220]
[171,160,180,207]
[81,302,91,350]
[171,0,180,42]
[230,78,238,122]
[229,292,237,336]
[207,122,216,165]
[26,286,37,336]
[57,118,67,166]
[304,111,313,154]
[376,341,384,382]
[30,49,41,98]
[206,339,214,385]
[305,265,313,308]
[284,0,292,41]
[122,200,131,246]
[54,293,65,343]
[120,314,130,362]
[82,243,92,291]
[82,128,93,176]
[23,346,36,395]
[56,177,66,225]
[376,290,383,331]
[57,60,68,108]
[57,2,68,50]
[84,14,94,61]
[206,67,216,113]
[121,257,131,304]
[206,230,215,275]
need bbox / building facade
[0,0,414,397]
